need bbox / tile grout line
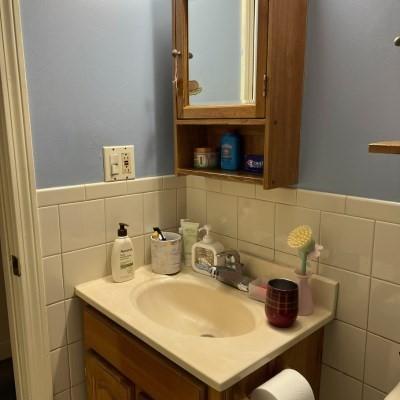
[361,219,376,396]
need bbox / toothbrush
[152,227,166,241]
[287,225,316,275]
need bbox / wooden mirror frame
[174,0,269,119]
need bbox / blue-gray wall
[300,0,400,201]
[22,0,400,201]
[21,0,174,188]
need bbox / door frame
[0,1,52,399]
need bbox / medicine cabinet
[173,0,308,188]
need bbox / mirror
[188,0,259,106]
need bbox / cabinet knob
[172,49,181,57]
[394,36,400,47]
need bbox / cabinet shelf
[369,141,400,154]
[176,118,267,126]
[177,168,263,184]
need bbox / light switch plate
[103,145,135,182]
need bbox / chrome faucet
[211,250,251,292]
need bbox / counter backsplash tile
[37,175,400,399]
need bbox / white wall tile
[163,175,186,189]
[320,365,362,400]
[59,200,105,252]
[43,255,64,305]
[297,190,346,213]
[363,385,386,400]
[54,389,71,400]
[323,320,366,380]
[37,180,400,398]
[373,222,400,284]
[205,178,221,192]
[143,190,177,233]
[256,186,297,205]
[221,181,255,198]
[177,188,187,223]
[319,264,370,329]
[37,186,85,207]
[238,240,274,261]
[364,333,400,393]
[320,213,374,275]
[127,177,163,194]
[274,251,317,274]
[186,175,206,190]
[105,194,144,241]
[85,181,126,200]
[62,245,107,298]
[186,188,206,225]
[68,341,85,386]
[71,383,86,400]
[238,198,274,248]
[65,298,83,344]
[275,204,320,255]
[144,234,151,265]
[212,233,238,250]
[368,279,400,342]
[51,347,70,394]
[47,302,67,350]
[346,197,400,224]
[207,192,237,238]
[39,206,61,257]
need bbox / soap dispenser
[192,225,224,275]
[111,223,135,282]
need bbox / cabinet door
[135,387,154,400]
[173,0,268,119]
[86,352,134,400]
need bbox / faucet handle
[217,250,243,270]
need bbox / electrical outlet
[103,145,135,182]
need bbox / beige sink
[134,279,256,338]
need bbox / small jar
[194,148,217,169]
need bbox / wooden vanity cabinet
[83,305,323,400]
[86,352,134,400]
[173,0,308,189]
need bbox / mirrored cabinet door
[174,0,268,119]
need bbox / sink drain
[200,333,216,338]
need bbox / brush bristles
[287,225,313,249]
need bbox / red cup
[265,279,298,328]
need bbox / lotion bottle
[111,223,135,282]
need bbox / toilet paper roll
[251,369,315,400]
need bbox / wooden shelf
[369,141,400,154]
[176,118,267,126]
[177,168,263,184]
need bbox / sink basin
[133,279,256,338]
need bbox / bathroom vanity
[77,263,337,400]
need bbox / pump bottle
[111,223,135,282]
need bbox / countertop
[76,261,337,391]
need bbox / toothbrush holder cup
[265,279,299,328]
[150,232,182,275]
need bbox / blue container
[220,132,241,171]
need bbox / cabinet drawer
[84,306,206,400]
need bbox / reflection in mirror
[188,0,258,106]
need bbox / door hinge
[263,74,268,97]
[11,255,21,277]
